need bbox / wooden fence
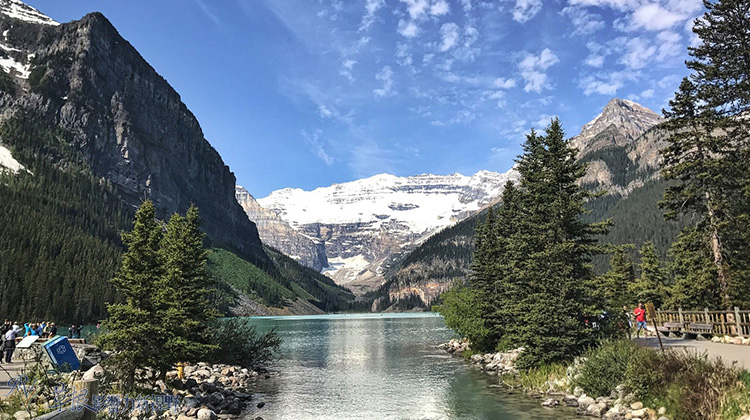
[655,307,750,337]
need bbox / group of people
[624,303,649,338]
[0,320,86,363]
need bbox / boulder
[563,395,579,407]
[631,408,647,418]
[574,386,585,397]
[13,412,30,420]
[197,408,217,420]
[630,402,644,410]
[578,396,595,410]
[586,402,607,417]
[177,416,195,420]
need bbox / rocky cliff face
[0,5,268,265]
[236,186,328,271]
[572,98,665,196]
[254,170,516,294]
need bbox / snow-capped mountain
[236,186,328,271]
[254,169,516,293]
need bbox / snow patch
[0,143,24,173]
[0,54,28,78]
[258,169,516,234]
[0,0,58,25]
[322,255,371,284]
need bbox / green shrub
[720,370,750,419]
[626,349,742,420]
[209,318,281,369]
[434,285,491,350]
[574,340,645,398]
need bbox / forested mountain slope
[373,99,679,311]
[0,2,354,321]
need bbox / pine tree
[98,200,164,390]
[661,0,750,308]
[629,241,668,308]
[666,227,721,309]
[600,246,635,309]
[492,119,609,367]
[155,205,219,378]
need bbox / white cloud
[641,88,655,98]
[656,31,682,59]
[439,23,460,52]
[631,3,685,31]
[493,77,517,89]
[398,19,420,37]
[460,0,472,12]
[302,129,334,165]
[318,104,334,118]
[374,65,395,97]
[560,6,604,35]
[585,55,605,68]
[513,0,543,23]
[534,114,554,130]
[359,0,385,31]
[430,0,451,16]
[579,70,638,95]
[619,37,657,69]
[400,0,430,20]
[518,48,559,93]
[339,58,357,81]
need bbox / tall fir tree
[667,227,722,309]
[154,205,220,378]
[467,119,610,367]
[98,200,164,390]
[660,0,750,308]
[629,241,668,308]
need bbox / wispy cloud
[513,0,543,23]
[518,48,559,93]
[302,129,335,165]
[192,0,220,24]
[373,65,395,97]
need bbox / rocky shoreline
[438,339,672,420]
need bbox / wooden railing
[655,307,750,337]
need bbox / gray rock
[574,386,585,397]
[541,398,559,407]
[197,408,217,420]
[563,395,579,407]
[586,402,606,417]
[578,395,595,410]
[13,412,30,420]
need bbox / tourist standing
[633,303,647,338]
[3,326,16,363]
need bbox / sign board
[43,336,80,372]
[645,302,657,320]
[16,335,39,348]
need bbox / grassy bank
[501,340,750,420]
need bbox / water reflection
[244,313,578,420]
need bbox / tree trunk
[706,192,730,308]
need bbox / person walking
[3,326,17,363]
[633,302,647,338]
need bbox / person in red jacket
[633,302,647,338]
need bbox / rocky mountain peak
[572,98,663,157]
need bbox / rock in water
[197,408,217,420]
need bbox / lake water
[243,313,578,420]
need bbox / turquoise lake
[243,313,578,420]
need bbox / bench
[657,322,683,336]
[688,323,714,337]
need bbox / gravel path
[635,336,750,369]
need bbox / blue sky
[26,0,703,197]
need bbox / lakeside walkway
[635,336,750,369]
[0,360,26,399]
